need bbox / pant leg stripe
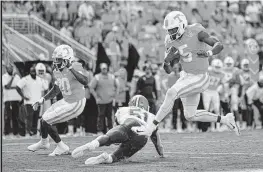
[180,74,210,98]
[177,73,208,97]
[46,100,81,124]
[54,99,85,124]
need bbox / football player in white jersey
[71,95,164,165]
[202,59,224,131]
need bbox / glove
[131,122,157,137]
[32,97,45,111]
[163,62,172,74]
[197,50,213,57]
[164,46,180,64]
[66,59,73,69]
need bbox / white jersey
[115,106,155,126]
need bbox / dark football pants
[4,101,20,135]
[106,118,148,162]
[97,102,113,133]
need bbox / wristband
[153,120,159,126]
[206,50,213,56]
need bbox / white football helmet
[211,59,223,72]
[35,63,46,77]
[52,44,74,70]
[224,56,234,69]
[241,58,249,72]
[163,11,188,40]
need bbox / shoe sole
[49,151,70,156]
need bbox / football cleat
[28,139,50,152]
[85,152,112,165]
[48,141,69,156]
[72,141,98,158]
[225,113,240,136]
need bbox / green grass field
[2,130,263,172]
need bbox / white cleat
[48,142,69,156]
[28,140,50,152]
[85,152,111,165]
[72,142,97,158]
[225,113,240,136]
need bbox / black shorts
[106,118,148,162]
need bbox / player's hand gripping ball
[164,46,180,64]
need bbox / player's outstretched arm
[150,129,164,158]
[197,31,224,57]
[43,84,61,101]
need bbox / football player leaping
[71,95,164,165]
[134,11,240,137]
[27,45,88,156]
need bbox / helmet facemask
[53,58,68,70]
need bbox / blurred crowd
[3,1,263,66]
[2,1,263,139]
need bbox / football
[164,46,180,64]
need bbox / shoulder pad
[190,23,206,33]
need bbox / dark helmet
[128,95,149,111]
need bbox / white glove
[32,97,45,111]
[131,122,157,137]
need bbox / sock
[106,154,113,163]
[220,116,227,124]
[96,135,111,147]
[57,141,65,147]
[48,125,61,143]
[188,110,219,122]
[90,140,100,148]
[41,138,49,144]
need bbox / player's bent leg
[155,72,209,122]
[110,134,148,163]
[182,94,240,136]
[27,119,50,152]
[72,125,129,158]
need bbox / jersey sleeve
[193,23,206,33]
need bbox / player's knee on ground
[111,135,148,162]
[105,126,129,145]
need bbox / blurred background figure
[90,63,119,135]
[2,64,22,139]
[114,59,128,113]
[16,66,49,137]
[136,63,158,114]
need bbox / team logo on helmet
[246,39,259,55]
